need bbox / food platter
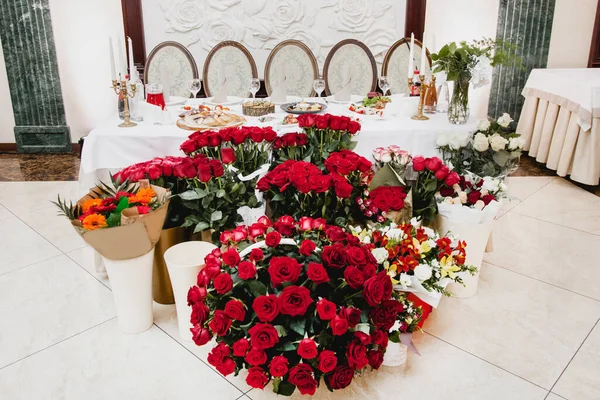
[280,101,327,115]
[177,105,246,131]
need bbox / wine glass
[313,77,325,98]
[249,78,260,98]
[189,79,201,98]
[379,76,391,96]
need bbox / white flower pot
[164,241,217,341]
[102,249,155,334]
[436,215,496,298]
[382,341,408,367]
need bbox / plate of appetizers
[280,101,326,114]
[177,105,246,130]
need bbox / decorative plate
[280,102,327,114]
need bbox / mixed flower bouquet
[357,186,408,223]
[257,151,373,225]
[187,215,418,396]
[436,174,506,211]
[438,113,524,177]
[296,114,361,163]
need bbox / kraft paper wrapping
[72,180,170,261]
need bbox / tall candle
[117,37,126,77]
[127,36,135,78]
[109,37,116,80]
[408,32,415,78]
[420,31,427,75]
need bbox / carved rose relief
[159,0,205,33]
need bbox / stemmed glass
[249,78,260,98]
[189,79,201,98]
[313,77,325,98]
[379,76,391,96]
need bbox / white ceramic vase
[164,241,217,341]
[102,249,155,334]
[382,341,408,367]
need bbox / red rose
[331,314,349,336]
[209,159,224,178]
[222,247,241,266]
[346,339,369,370]
[197,164,212,182]
[298,217,313,231]
[354,331,372,345]
[249,248,264,262]
[248,223,267,239]
[362,271,393,307]
[187,286,206,305]
[315,114,330,129]
[146,164,162,180]
[232,338,250,356]
[268,256,302,287]
[317,350,338,373]
[307,262,330,284]
[316,298,337,320]
[467,190,481,204]
[278,286,313,317]
[248,323,280,349]
[326,226,347,242]
[208,310,232,336]
[329,115,343,130]
[225,299,246,321]
[253,295,279,322]
[347,120,361,134]
[371,330,389,350]
[345,246,368,266]
[344,307,361,327]
[426,157,443,172]
[312,218,327,230]
[297,338,318,359]
[370,299,404,331]
[256,177,270,191]
[207,343,236,376]
[221,147,236,164]
[246,366,269,389]
[231,130,246,145]
[174,159,197,179]
[309,174,332,193]
[190,325,211,346]
[368,350,384,369]
[273,215,295,236]
[213,272,233,294]
[245,347,267,366]
[297,133,308,145]
[263,127,277,141]
[195,134,209,148]
[482,193,496,205]
[249,127,265,142]
[412,156,426,171]
[435,165,450,180]
[237,261,257,280]
[180,139,197,154]
[288,364,317,396]
[322,243,347,269]
[265,231,281,247]
[328,365,354,390]
[190,302,210,325]
[333,177,353,198]
[445,171,460,186]
[343,266,365,289]
[269,355,289,377]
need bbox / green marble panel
[0,0,71,152]
[488,0,556,123]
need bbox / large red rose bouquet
[357,186,408,223]
[272,132,311,166]
[296,114,361,163]
[257,151,373,225]
[187,215,418,396]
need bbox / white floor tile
[0,217,61,275]
[485,212,600,300]
[66,246,110,288]
[502,176,556,213]
[0,255,115,367]
[0,204,12,221]
[18,205,86,253]
[425,263,600,389]
[0,319,244,400]
[511,178,600,235]
[247,333,547,400]
[553,321,600,400]
[546,394,566,400]
[0,181,79,217]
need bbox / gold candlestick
[112,79,138,128]
[411,75,429,121]
[407,77,413,97]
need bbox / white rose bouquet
[438,113,524,177]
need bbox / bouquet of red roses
[357,186,408,223]
[187,215,415,396]
[272,132,311,166]
[296,114,361,163]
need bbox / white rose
[497,113,514,128]
[381,151,392,163]
[399,273,412,287]
[414,264,433,281]
[472,132,490,152]
[371,248,389,264]
[458,191,468,204]
[508,137,524,150]
[386,228,403,240]
[477,119,491,131]
[489,134,509,152]
[444,196,454,204]
[474,200,485,210]
[482,177,500,193]
[436,134,449,147]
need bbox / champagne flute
[188,78,201,98]
[313,77,325,98]
[378,76,391,96]
[249,78,260,99]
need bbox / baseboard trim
[0,143,80,154]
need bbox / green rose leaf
[210,210,223,221]
[289,318,306,336]
[247,280,267,297]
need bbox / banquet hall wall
[0,0,596,144]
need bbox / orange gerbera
[82,213,108,231]
[81,198,103,213]
[129,187,156,205]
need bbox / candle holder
[424,75,437,114]
[407,77,413,97]
[411,75,429,121]
[112,79,137,128]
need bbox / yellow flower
[81,198,103,213]
[82,213,107,231]
[440,256,461,279]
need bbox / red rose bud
[224,299,246,321]
[317,350,338,373]
[265,231,281,247]
[368,350,384,369]
[269,355,289,377]
[331,313,349,336]
[221,147,236,164]
[190,302,210,325]
[307,262,330,284]
[328,365,354,390]
[208,310,232,336]
[190,325,211,346]
[426,157,443,172]
[412,156,426,171]
[435,165,450,180]
[197,164,212,182]
[316,298,337,320]
[213,273,233,294]
[248,223,267,239]
[246,366,269,389]
[253,294,279,322]
[245,347,267,366]
[298,338,318,359]
[232,338,250,356]
[444,171,460,186]
[299,239,317,256]
[278,285,313,317]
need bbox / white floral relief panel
[146,46,196,97]
[206,47,254,97]
[326,44,375,95]
[267,45,316,97]
[143,0,407,79]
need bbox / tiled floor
[0,177,599,399]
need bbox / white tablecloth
[79,96,477,194]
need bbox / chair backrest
[382,38,432,95]
[264,40,319,97]
[144,41,198,98]
[323,39,377,96]
[202,41,258,98]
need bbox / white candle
[127,36,135,78]
[117,37,126,78]
[408,32,415,79]
[420,31,427,76]
[109,37,116,80]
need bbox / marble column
[488,0,556,123]
[0,0,71,152]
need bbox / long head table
[78,95,476,194]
